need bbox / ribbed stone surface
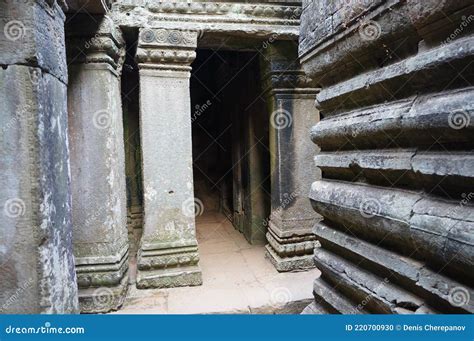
[299,0,474,314]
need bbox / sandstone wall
[0,0,78,313]
[299,0,474,314]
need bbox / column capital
[261,41,318,94]
[66,15,125,70]
[136,28,198,71]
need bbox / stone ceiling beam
[110,0,301,42]
[65,0,111,14]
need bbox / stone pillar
[241,89,271,245]
[66,15,128,313]
[261,41,321,272]
[0,0,78,313]
[135,28,202,288]
[231,104,245,233]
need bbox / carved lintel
[136,28,198,71]
[116,1,302,21]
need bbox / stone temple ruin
[0,0,473,314]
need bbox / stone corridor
[116,211,318,314]
[1,0,472,315]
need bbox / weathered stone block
[0,65,78,314]
[0,0,67,82]
[300,0,474,314]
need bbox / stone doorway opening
[114,45,320,314]
[191,49,271,245]
[117,47,319,313]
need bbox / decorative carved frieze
[138,247,200,270]
[136,28,198,70]
[139,28,198,47]
[110,1,300,41]
[116,0,302,20]
[264,71,314,91]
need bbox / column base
[265,220,318,272]
[75,245,129,313]
[78,270,129,314]
[136,265,203,289]
[265,244,316,272]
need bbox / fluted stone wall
[300,0,474,314]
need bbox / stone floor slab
[113,212,320,314]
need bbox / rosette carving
[138,28,198,47]
[136,28,198,69]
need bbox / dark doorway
[121,28,143,271]
[190,49,271,245]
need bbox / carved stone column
[0,0,78,313]
[66,15,128,313]
[135,28,202,288]
[261,41,321,272]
